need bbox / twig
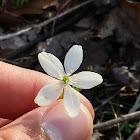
[94,92,118,111]
[51,0,71,36]
[93,111,140,130]
[129,92,140,113]
[7,6,90,60]
[0,0,94,41]
[114,92,140,137]
[107,94,122,139]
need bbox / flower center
[63,76,69,84]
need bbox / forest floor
[0,0,140,139]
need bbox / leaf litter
[1,0,140,139]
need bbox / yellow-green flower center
[63,76,69,84]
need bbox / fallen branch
[0,0,93,41]
[93,111,140,130]
[7,5,90,60]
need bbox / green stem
[62,88,64,99]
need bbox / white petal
[34,81,64,106]
[69,71,103,89]
[38,52,65,80]
[64,45,83,74]
[63,85,80,118]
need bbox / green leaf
[131,122,138,128]
[123,122,132,134]
[123,121,138,134]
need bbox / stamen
[66,73,71,76]
[63,76,69,84]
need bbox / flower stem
[62,88,65,99]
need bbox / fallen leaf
[0,10,20,25]
[37,31,108,72]
[0,36,26,50]
[9,0,58,16]
[90,130,103,140]
[98,0,140,48]
[113,60,140,91]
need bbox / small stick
[107,94,122,139]
[93,111,140,130]
[0,0,94,41]
[7,6,89,60]
[94,92,118,111]
[129,92,140,113]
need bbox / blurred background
[0,0,140,139]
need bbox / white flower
[34,45,103,117]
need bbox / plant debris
[1,0,140,139]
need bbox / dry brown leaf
[9,0,58,16]
[113,60,140,92]
[118,0,140,46]
[121,0,140,26]
[58,0,78,12]
[98,0,140,49]
[36,31,108,73]
[0,10,20,25]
